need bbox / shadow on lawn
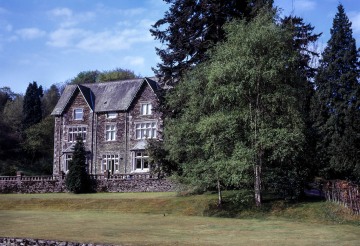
[203,190,327,220]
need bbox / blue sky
[0,0,359,94]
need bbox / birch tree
[163,11,306,206]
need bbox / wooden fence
[323,180,360,214]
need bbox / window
[135,122,157,139]
[74,108,83,120]
[68,126,87,142]
[106,125,116,141]
[107,112,117,119]
[102,154,119,174]
[64,154,72,173]
[134,151,149,171]
[141,103,152,115]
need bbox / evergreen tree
[22,82,43,130]
[150,0,273,84]
[65,137,91,193]
[313,4,360,181]
[163,11,306,206]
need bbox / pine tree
[150,0,273,84]
[313,4,360,181]
[65,137,91,193]
[22,82,43,130]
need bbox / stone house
[51,77,162,177]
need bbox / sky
[0,0,359,94]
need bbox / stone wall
[0,177,176,194]
[0,237,119,246]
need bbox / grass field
[0,192,359,245]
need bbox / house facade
[51,77,162,176]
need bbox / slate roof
[51,77,160,116]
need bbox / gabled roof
[51,77,159,116]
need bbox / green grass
[0,192,359,245]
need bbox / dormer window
[141,103,152,115]
[74,108,83,120]
[107,112,117,119]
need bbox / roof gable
[51,77,160,116]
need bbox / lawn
[0,192,359,245]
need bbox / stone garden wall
[0,237,119,246]
[0,174,176,194]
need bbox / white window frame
[102,154,119,174]
[133,151,149,172]
[68,126,87,142]
[106,124,116,141]
[106,112,117,119]
[135,122,157,139]
[64,154,72,173]
[140,103,152,115]
[74,108,83,120]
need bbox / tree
[98,68,139,82]
[42,84,60,117]
[150,0,273,84]
[267,16,321,198]
[163,11,306,206]
[23,116,54,174]
[22,82,43,130]
[3,95,24,134]
[0,87,16,113]
[312,4,360,181]
[69,68,139,85]
[65,137,91,193]
[70,70,100,84]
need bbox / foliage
[163,11,306,206]
[22,81,43,130]
[69,68,138,85]
[147,139,178,178]
[312,4,360,182]
[70,70,100,84]
[2,94,23,133]
[98,68,139,82]
[151,0,273,84]
[265,16,321,199]
[0,87,16,112]
[42,84,60,117]
[22,116,54,174]
[65,137,91,193]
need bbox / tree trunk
[217,178,222,208]
[254,163,262,207]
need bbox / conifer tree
[22,82,43,130]
[313,4,360,181]
[65,137,91,193]
[151,0,273,84]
